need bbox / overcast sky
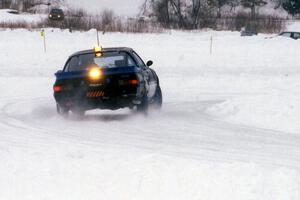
[65,0,144,16]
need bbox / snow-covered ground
[1,29,300,199]
[286,20,300,32]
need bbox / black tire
[136,93,149,113]
[151,86,162,109]
[56,103,69,116]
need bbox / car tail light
[54,86,62,92]
[129,79,139,85]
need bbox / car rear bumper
[54,87,142,110]
[58,95,141,110]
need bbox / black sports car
[53,47,162,116]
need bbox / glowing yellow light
[95,52,102,57]
[88,67,102,80]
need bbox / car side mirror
[146,60,153,67]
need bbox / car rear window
[65,52,135,72]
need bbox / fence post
[41,29,46,53]
[96,29,100,45]
[210,35,213,55]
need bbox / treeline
[0,0,57,11]
[141,0,298,30]
[0,0,297,33]
[0,8,163,33]
[46,9,162,33]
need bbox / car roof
[50,8,63,12]
[69,47,133,58]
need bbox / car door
[132,51,156,98]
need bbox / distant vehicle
[7,9,19,15]
[279,31,300,40]
[241,29,257,36]
[48,8,64,21]
[241,26,258,37]
[241,30,258,37]
[53,46,162,116]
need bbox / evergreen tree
[283,0,300,16]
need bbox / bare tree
[190,0,201,28]
[214,0,230,18]
[101,9,115,31]
[271,0,286,9]
[241,0,267,19]
[153,0,171,27]
[0,0,12,8]
[228,0,240,12]
[169,0,186,28]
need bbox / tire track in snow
[2,96,300,169]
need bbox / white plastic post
[210,35,213,55]
[96,29,100,46]
[41,29,46,53]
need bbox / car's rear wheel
[150,86,162,109]
[136,93,149,113]
[56,103,69,116]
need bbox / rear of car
[54,50,144,113]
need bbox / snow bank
[0,9,46,23]
[206,93,300,133]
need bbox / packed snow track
[1,30,300,200]
[3,95,300,169]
